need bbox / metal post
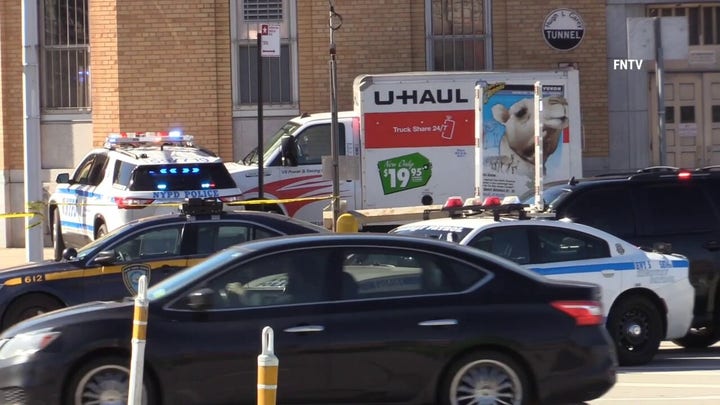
[257,326,279,405]
[654,17,667,166]
[329,2,342,231]
[257,32,265,200]
[128,275,149,405]
[473,82,486,200]
[533,81,544,212]
[22,0,43,262]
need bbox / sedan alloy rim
[74,364,146,405]
[449,359,522,405]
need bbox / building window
[40,0,90,111]
[648,4,720,46]
[232,0,298,108]
[426,0,490,71]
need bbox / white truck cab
[226,112,361,226]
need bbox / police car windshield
[390,225,473,243]
[129,163,236,191]
[146,247,250,301]
[75,221,137,260]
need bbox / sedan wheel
[68,357,152,405]
[442,351,528,405]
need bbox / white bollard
[128,275,149,405]
[257,326,279,405]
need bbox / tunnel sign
[543,8,585,51]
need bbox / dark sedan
[0,200,327,330]
[0,234,616,405]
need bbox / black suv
[525,166,720,348]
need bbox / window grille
[427,0,489,71]
[234,0,296,107]
[244,0,283,21]
[648,4,720,45]
[41,0,90,111]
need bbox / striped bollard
[257,326,278,405]
[128,275,149,405]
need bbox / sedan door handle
[418,319,458,327]
[704,240,720,251]
[600,270,615,278]
[283,325,325,333]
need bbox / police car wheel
[607,296,662,366]
[53,213,65,262]
[66,356,157,405]
[96,223,108,239]
[672,327,720,349]
[3,294,64,330]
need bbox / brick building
[1,0,719,247]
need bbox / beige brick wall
[90,0,232,160]
[297,1,426,113]
[0,1,24,170]
[3,0,608,167]
[493,1,609,158]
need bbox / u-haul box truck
[226,70,583,227]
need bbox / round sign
[543,8,585,51]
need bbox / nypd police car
[48,131,244,259]
[391,200,695,366]
[0,199,328,331]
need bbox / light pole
[22,0,43,261]
[328,1,343,231]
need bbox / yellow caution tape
[0,212,37,219]
[228,195,334,206]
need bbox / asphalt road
[589,341,720,404]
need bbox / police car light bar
[105,131,195,147]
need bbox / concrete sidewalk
[0,248,55,269]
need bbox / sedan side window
[195,224,283,255]
[113,225,183,262]
[339,248,486,300]
[202,249,331,309]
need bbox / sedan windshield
[74,221,138,261]
[146,246,250,301]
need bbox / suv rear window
[114,162,236,191]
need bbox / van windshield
[244,121,301,165]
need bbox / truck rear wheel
[672,327,719,349]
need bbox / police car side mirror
[56,173,70,184]
[187,288,216,311]
[62,247,78,261]
[93,250,118,265]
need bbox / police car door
[60,154,106,242]
[82,224,188,301]
[525,226,622,313]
